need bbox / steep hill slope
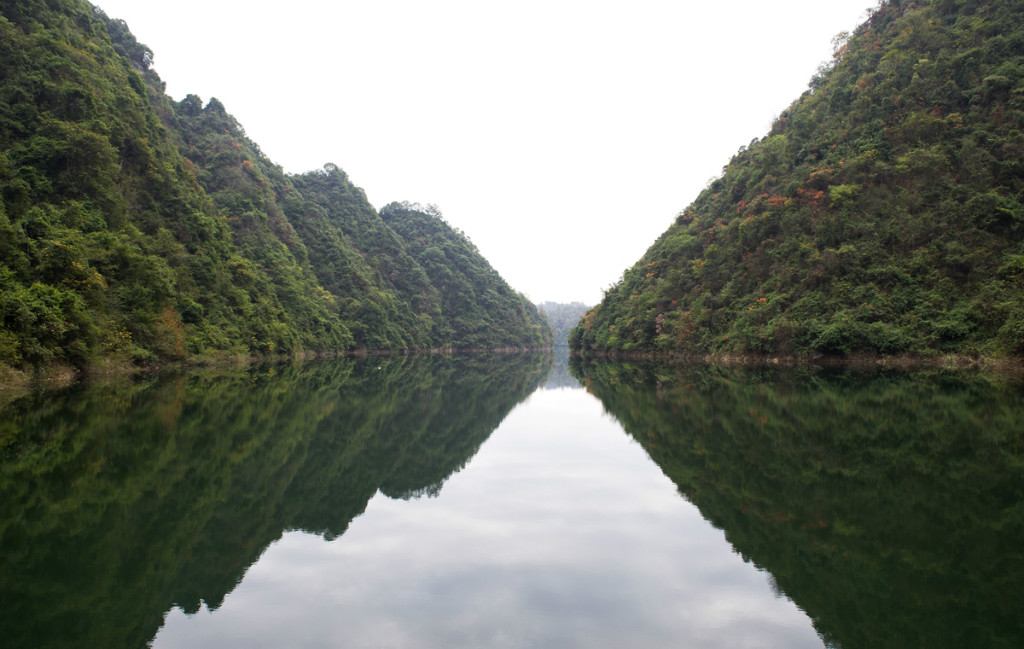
[0,0,550,371]
[572,0,1024,358]
[381,202,553,349]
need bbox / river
[2,352,1022,648]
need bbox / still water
[2,352,1023,648]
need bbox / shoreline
[0,346,555,404]
[5,345,1023,408]
[570,348,1024,375]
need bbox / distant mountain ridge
[0,0,551,371]
[572,0,1024,358]
[538,301,591,347]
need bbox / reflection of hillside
[0,353,550,649]
[572,358,1024,649]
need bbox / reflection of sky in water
[542,347,583,391]
[153,389,822,649]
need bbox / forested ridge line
[572,0,1024,360]
[0,0,551,382]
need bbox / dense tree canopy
[573,0,1024,358]
[381,202,552,349]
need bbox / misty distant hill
[539,301,591,347]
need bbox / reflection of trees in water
[390,482,444,500]
[543,347,583,390]
[573,358,1024,649]
[0,352,550,649]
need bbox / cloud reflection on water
[154,389,821,649]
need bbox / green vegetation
[572,358,1024,648]
[0,0,549,372]
[572,0,1024,358]
[0,352,551,649]
[382,202,552,349]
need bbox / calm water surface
[2,353,1022,648]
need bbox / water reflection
[6,353,1021,648]
[571,358,1024,649]
[543,347,583,391]
[153,386,822,649]
[0,353,551,649]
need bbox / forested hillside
[572,0,1024,358]
[0,0,550,372]
[381,202,552,349]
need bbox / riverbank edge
[571,349,1024,375]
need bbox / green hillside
[381,202,553,349]
[0,0,549,372]
[572,0,1024,358]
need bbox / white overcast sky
[94,0,873,305]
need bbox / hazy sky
[94,0,872,305]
